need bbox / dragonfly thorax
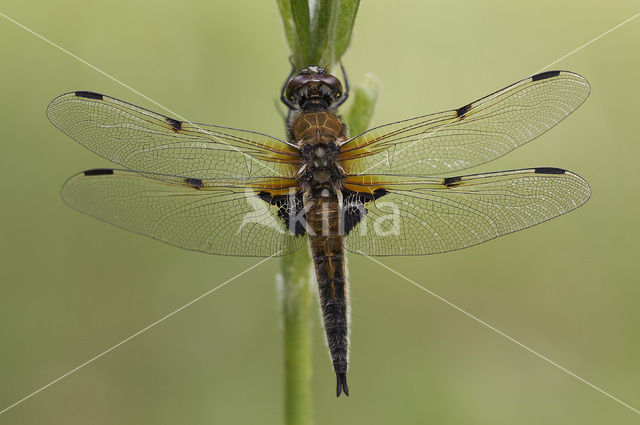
[298,142,345,189]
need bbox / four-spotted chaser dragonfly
[48,67,590,397]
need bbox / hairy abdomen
[306,196,350,396]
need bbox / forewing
[344,168,590,256]
[48,92,300,182]
[62,169,305,257]
[340,71,590,176]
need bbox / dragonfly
[48,67,590,397]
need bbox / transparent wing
[48,92,300,182]
[62,169,305,257]
[340,71,590,176]
[343,167,590,256]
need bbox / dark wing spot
[83,168,114,176]
[257,191,273,203]
[353,192,374,203]
[443,176,462,187]
[259,192,307,236]
[75,91,103,100]
[372,188,388,200]
[342,200,366,235]
[184,177,204,188]
[534,167,565,175]
[166,117,183,132]
[456,103,472,118]
[341,189,389,235]
[531,70,561,82]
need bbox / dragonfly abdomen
[306,194,350,397]
[309,233,349,397]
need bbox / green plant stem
[280,247,313,425]
[276,2,371,423]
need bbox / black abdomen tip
[336,372,349,397]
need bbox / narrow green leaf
[316,0,360,68]
[280,0,361,70]
[344,73,381,136]
[277,0,301,67]
[277,0,295,55]
[331,0,360,63]
[310,0,334,66]
[290,0,312,66]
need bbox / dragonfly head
[285,66,343,111]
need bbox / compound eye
[319,74,343,94]
[285,74,311,102]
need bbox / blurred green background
[1,1,639,423]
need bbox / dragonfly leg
[280,57,298,110]
[332,61,350,108]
